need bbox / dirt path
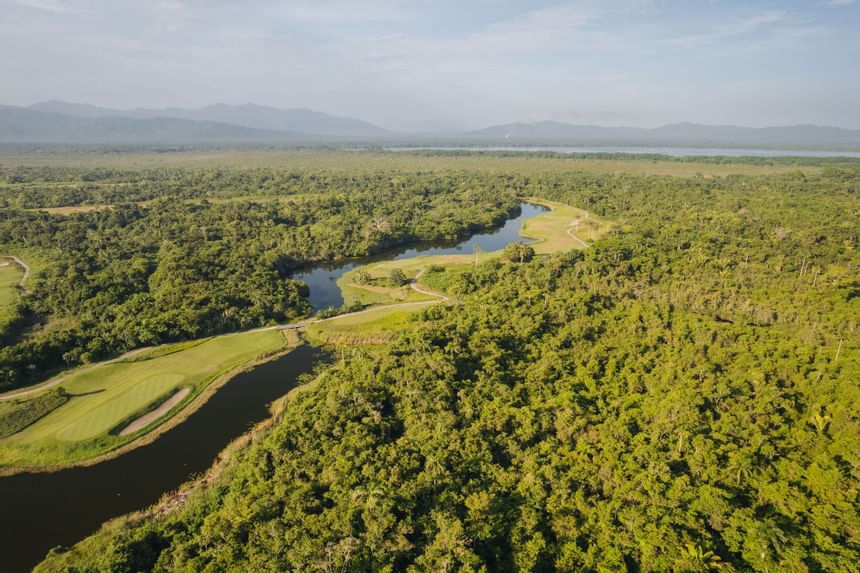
[119,387,191,436]
[1,254,30,288]
[410,271,449,302]
[566,218,590,248]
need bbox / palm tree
[677,543,724,571]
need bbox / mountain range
[28,101,387,138]
[1,101,859,149]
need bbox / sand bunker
[119,387,191,436]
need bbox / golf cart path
[1,254,31,288]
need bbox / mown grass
[308,306,426,345]
[0,388,69,439]
[521,197,614,253]
[337,267,435,307]
[0,329,288,469]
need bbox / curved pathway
[0,346,153,401]
[410,271,449,302]
[1,255,30,289]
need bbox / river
[0,202,545,572]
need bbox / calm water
[0,201,549,572]
[0,346,326,573]
[293,202,548,310]
[388,145,860,158]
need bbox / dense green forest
[0,168,521,390]
[34,156,859,572]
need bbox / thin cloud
[665,10,790,46]
[12,0,89,13]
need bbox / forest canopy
[28,153,859,573]
[0,168,522,390]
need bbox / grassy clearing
[0,257,23,325]
[25,204,115,215]
[0,329,288,469]
[337,267,435,307]
[521,198,614,253]
[308,306,426,345]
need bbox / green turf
[337,267,435,308]
[0,329,288,468]
[308,306,427,345]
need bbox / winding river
[0,202,546,572]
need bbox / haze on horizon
[2,0,859,132]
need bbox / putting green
[56,373,187,441]
[0,329,288,468]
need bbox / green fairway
[0,329,289,469]
[308,305,429,345]
[521,198,613,253]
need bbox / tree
[503,242,535,264]
[354,270,372,285]
[389,268,408,287]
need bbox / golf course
[0,199,610,472]
[0,329,291,469]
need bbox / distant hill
[6,101,860,148]
[29,101,388,138]
[469,120,860,148]
[0,105,305,143]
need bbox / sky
[1,0,859,131]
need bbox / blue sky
[1,0,858,130]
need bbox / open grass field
[25,204,115,215]
[0,329,289,469]
[308,306,427,345]
[337,268,436,307]
[0,257,23,319]
[521,198,614,253]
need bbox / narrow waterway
[0,346,326,573]
[0,202,547,572]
